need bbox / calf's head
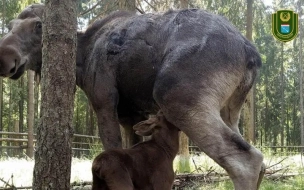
[133,111,180,141]
[0,4,44,79]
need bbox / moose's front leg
[90,83,122,149]
[95,107,122,149]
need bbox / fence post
[13,120,20,156]
[178,132,190,172]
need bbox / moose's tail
[244,40,262,70]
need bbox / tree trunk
[280,43,285,152]
[34,80,40,130]
[177,0,190,173]
[0,79,2,152]
[299,2,304,151]
[178,132,190,172]
[26,70,35,158]
[118,0,136,12]
[0,0,4,154]
[18,76,24,155]
[32,1,77,189]
[180,0,188,8]
[19,76,24,132]
[88,102,95,136]
[14,120,20,156]
[8,80,12,132]
[243,0,255,143]
[286,102,290,146]
[86,100,89,134]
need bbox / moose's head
[0,4,44,79]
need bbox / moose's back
[80,9,253,115]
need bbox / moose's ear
[133,117,158,136]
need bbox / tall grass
[176,155,191,173]
[88,141,104,159]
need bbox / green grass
[173,154,225,174]
[176,155,191,173]
[174,177,304,190]
[173,179,234,190]
[173,153,304,189]
[260,177,304,190]
[88,141,104,159]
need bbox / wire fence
[1,131,304,158]
[189,141,304,156]
[0,131,101,158]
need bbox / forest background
[0,0,302,156]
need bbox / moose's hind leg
[165,109,263,189]
[153,71,263,190]
[162,103,263,190]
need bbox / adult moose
[0,4,264,189]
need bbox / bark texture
[26,70,35,158]
[243,0,255,143]
[32,0,77,189]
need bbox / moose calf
[91,111,180,190]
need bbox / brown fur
[92,111,179,190]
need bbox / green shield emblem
[272,10,298,42]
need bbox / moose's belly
[117,83,159,118]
